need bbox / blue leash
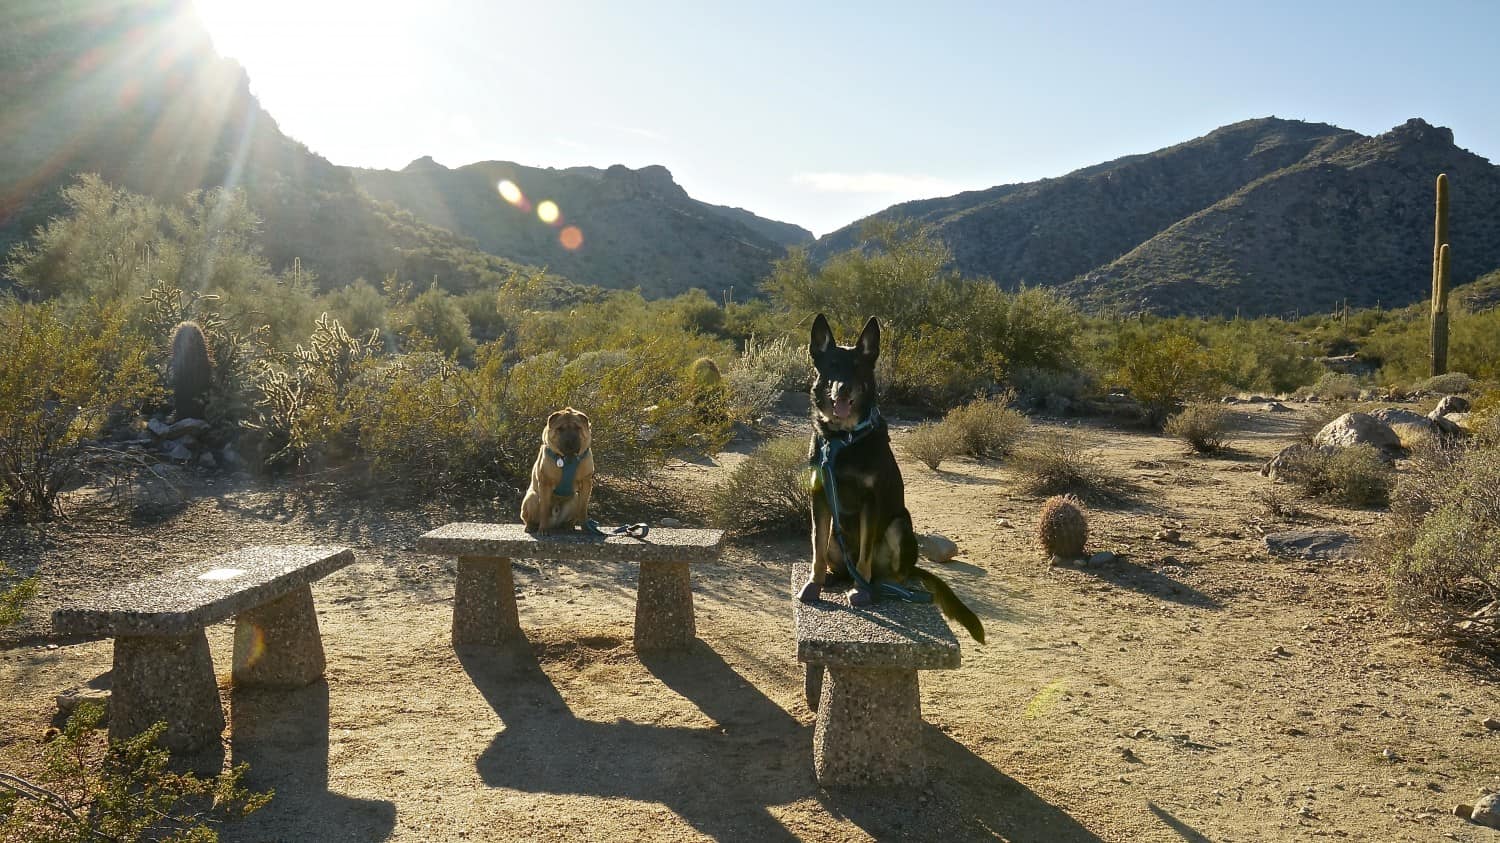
[816,412,931,604]
[582,520,650,539]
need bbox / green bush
[392,285,475,361]
[1303,372,1361,401]
[943,394,1028,458]
[1414,371,1472,395]
[1010,431,1109,497]
[1285,444,1394,507]
[0,300,158,519]
[1200,318,1321,394]
[709,436,811,533]
[724,334,807,421]
[902,422,955,471]
[0,703,270,842]
[1105,325,1216,427]
[1164,402,1230,453]
[327,279,390,340]
[0,562,37,629]
[1384,440,1500,651]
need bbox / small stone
[1474,793,1500,828]
[1154,529,1180,543]
[996,518,1013,528]
[659,517,684,528]
[56,687,110,716]
[166,442,193,462]
[1381,747,1398,761]
[1271,645,1291,657]
[1481,716,1499,731]
[197,451,217,469]
[163,417,209,439]
[147,418,171,437]
[918,533,959,564]
[1087,551,1118,565]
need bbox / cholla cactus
[169,321,213,420]
[1037,494,1088,560]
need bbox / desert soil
[2,404,1498,842]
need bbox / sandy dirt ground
[2,404,1498,842]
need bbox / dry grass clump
[1303,372,1361,401]
[709,435,811,533]
[1383,439,1500,652]
[1011,431,1111,497]
[903,422,955,471]
[1164,402,1230,453]
[944,394,1028,458]
[1281,443,1394,507]
[1414,371,1472,395]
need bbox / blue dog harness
[545,446,590,498]
[812,408,932,604]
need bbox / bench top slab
[793,564,960,670]
[52,545,355,638]
[417,522,724,563]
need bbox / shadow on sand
[224,680,397,842]
[1065,557,1222,610]
[462,637,1101,841]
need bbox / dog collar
[545,446,591,498]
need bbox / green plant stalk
[1430,174,1450,377]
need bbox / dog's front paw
[848,586,873,607]
[797,581,822,603]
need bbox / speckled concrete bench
[418,522,723,651]
[52,545,355,752]
[792,563,960,787]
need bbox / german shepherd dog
[797,314,985,644]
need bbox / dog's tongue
[833,397,852,418]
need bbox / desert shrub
[709,436,811,533]
[1414,371,1472,396]
[392,284,474,360]
[1105,325,1216,427]
[1200,318,1321,394]
[4,174,165,302]
[1302,372,1361,401]
[0,703,270,842]
[0,300,158,519]
[724,334,808,421]
[1164,402,1230,453]
[880,326,996,409]
[0,563,38,629]
[1284,444,1393,507]
[327,279,390,339]
[943,395,1028,458]
[902,422,955,470]
[665,288,727,337]
[1008,366,1097,410]
[1010,431,1108,497]
[1384,440,1500,651]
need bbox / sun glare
[497,179,523,204]
[536,200,560,224]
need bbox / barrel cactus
[169,321,213,420]
[1037,494,1088,560]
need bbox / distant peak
[602,163,685,199]
[403,155,447,172]
[1386,118,1454,146]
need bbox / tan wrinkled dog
[521,407,595,532]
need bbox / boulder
[1312,412,1401,457]
[1369,407,1430,428]
[147,418,172,438]
[1264,530,1356,561]
[163,417,209,439]
[1431,395,1471,417]
[1473,792,1500,829]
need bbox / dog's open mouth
[832,396,852,419]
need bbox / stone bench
[792,563,961,787]
[52,545,355,752]
[417,522,723,651]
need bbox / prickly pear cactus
[1037,494,1088,560]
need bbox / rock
[1482,716,1500,731]
[1432,395,1471,417]
[1312,412,1401,457]
[918,533,959,564]
[1154,529,1180,543]
[1428,413,1465,438]
[163,417,209,439]
[996,518,1013,528]
[1264,401,1291,412]
[1473,793,1500,829]
[56,687,110,717]
[197,451,217,469]
[166,442,193,462]
[1445,412,1472,432]
[659,517,683,528]
[1369,407,1431,429]
[1262,443,1334,481]
[147,418,171,438]
[1264,529,1356,561]
[1247,395,1270,403]
[1221,396,1242,404]
[1456,804,1475,818]
[1087,551,1118,565]
[220,445,242,468]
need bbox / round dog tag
[556,457,565,468]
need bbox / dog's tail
[912,567,985,644]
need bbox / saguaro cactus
[170,321,213,420]
[1430,173,1451,377]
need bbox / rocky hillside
[1,0,551,293]
[815,118,1500,317]
[351,159,813,300]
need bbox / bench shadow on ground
[461,637,1098,841]
[1149,802,1214,842]
[1062,558,1222,610]
[224,681,397,842]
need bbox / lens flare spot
[240,624,267,667]
[536,200,560,224]
[559,226,584,250]
[497,179,522,205]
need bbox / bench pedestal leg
[805,663,825,712]
[635,559,694,651]
[813,665,925,786]
[110,631,224,753]
[233,584,326,687]
[453,555,520,647]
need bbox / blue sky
[194,0,1500,236]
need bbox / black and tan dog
[520,407,595,532]
[797,314,985,643]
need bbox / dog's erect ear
[809,313,834,360]
[856,316,880,361]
